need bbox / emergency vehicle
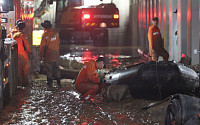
[0,1,18,112]
[34,0,119,53]
[57,2,119,47]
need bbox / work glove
[39,57,44,73]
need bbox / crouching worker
[39,20,61,88]
[75,57,106,101]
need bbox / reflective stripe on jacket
[13,31,32,54]
[39,28,60,62]
[148,25,163,52]
[75,60,100,87]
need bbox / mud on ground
[0,74,169,125]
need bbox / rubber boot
[47,78,53,88]
[56,78,62,88]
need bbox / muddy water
[1,46,166,124]
[60,45,149,69]
[0,74,167,125]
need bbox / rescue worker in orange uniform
[13,22,32,86]
[148,17,169,61]
[75,57,106,101]
[39,20,61,88]
[7,19,23,38]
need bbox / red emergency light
[83,14,91,19]
[113,14,119,19]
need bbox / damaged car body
[104,61,199,99]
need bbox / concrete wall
[108,0,131,46]
[40,3,57,28]
[190,0,200,64]
[33,0,57,29]
[132,0,199,64]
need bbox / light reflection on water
[0,79,158,124]
[68,91,80,99]
[60,51,142,69]
[0,46,164,124]
[60,45,140,68]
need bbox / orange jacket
[13,31,32,54]
[75,60,100,86]
[148,25,163,51]
[7,27,18,38]
[39,28,60,62]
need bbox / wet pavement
[0,74,168,125]
[0,46,171,124]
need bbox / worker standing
[13,22,32,86]
[148,17,169,61]
[7,19,23,38]
[39,20,61,88]
[75,57,106,101]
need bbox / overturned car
[104,61,199,99]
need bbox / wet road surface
[0,74,168,125]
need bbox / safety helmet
[96,57,106,68]
[152,17,158,21]
[16,22,26,30]
[41,20,52,29]
[16,19,23,25]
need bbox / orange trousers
[150,48,169,61]
[75,82,100,100]
[18,52,30,86]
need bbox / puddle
[0,75,165,124]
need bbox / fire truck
[57,3,119,48]
[0,1,18,112]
